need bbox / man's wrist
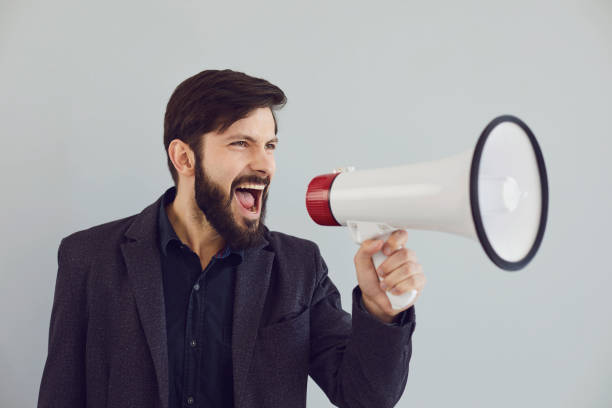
[361,293,395,324]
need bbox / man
[38,69,426,408]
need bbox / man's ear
[168,139,196,178]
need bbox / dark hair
[163,69,287,185]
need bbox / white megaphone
[306,115,549,310]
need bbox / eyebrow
[226,134,279,144]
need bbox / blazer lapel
[118,193,274,408]
[121,197,169,408]
[232,239,275,406]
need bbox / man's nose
[250,147,275,177]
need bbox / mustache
[231,175,271,191]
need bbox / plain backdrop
[1,0,611,407]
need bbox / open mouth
[234,185,264,215]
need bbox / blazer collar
[121,194,169,408]
[121,190,274,408]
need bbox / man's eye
[266,143,277,150]
[232,141,248,147]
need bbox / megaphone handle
[347,221,418,310]
[372,246,418,310]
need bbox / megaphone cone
[306,115,548,309]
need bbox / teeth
[237,184,265,190]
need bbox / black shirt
[158,187,243,408]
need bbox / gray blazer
[38,193,416,408]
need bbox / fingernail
[377,268,383,277]
[380,281,387,290]
[383,246,391,256]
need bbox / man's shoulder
[58,212,143,262]
[60,194,161,253]
[64,213,138,242]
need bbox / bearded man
[38,69,426,408]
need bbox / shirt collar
[157,186,245,261]
[158,186,179,257]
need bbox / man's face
[193,107,277,250]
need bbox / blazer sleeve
[38,237,88,407]
[308,244,416,408]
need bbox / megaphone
[306,115,548,310]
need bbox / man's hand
[354,230,426,323]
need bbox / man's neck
[166,186,225,269]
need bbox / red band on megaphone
[306,173,341,226]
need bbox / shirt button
[190,339,197,347]
[187,396,194,405]
[193,283,200,291]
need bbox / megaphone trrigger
[306,115,549,310]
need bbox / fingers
[376,247,418,278]
[382,230,408,256]
[354,229,412,281]
[388,272,426,296]
[380,262,425,295]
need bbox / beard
[193,155,269,250]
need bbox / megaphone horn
[306,115,549,310]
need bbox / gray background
[1,0,611,406]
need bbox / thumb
[356,239,384,263]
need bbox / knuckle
[411,273,425,288]
[388,231,407,248]
[402,264,412,277]
[420,271,427,285]
[381,274,394,287]
[398,247,410,261]
[406,248,417,259]
[394,229,408,240]
[388,272,402,287]
[387,242,400,252]
[401,275,414,287]
[378,264,387,276]
[392,280,410,295]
